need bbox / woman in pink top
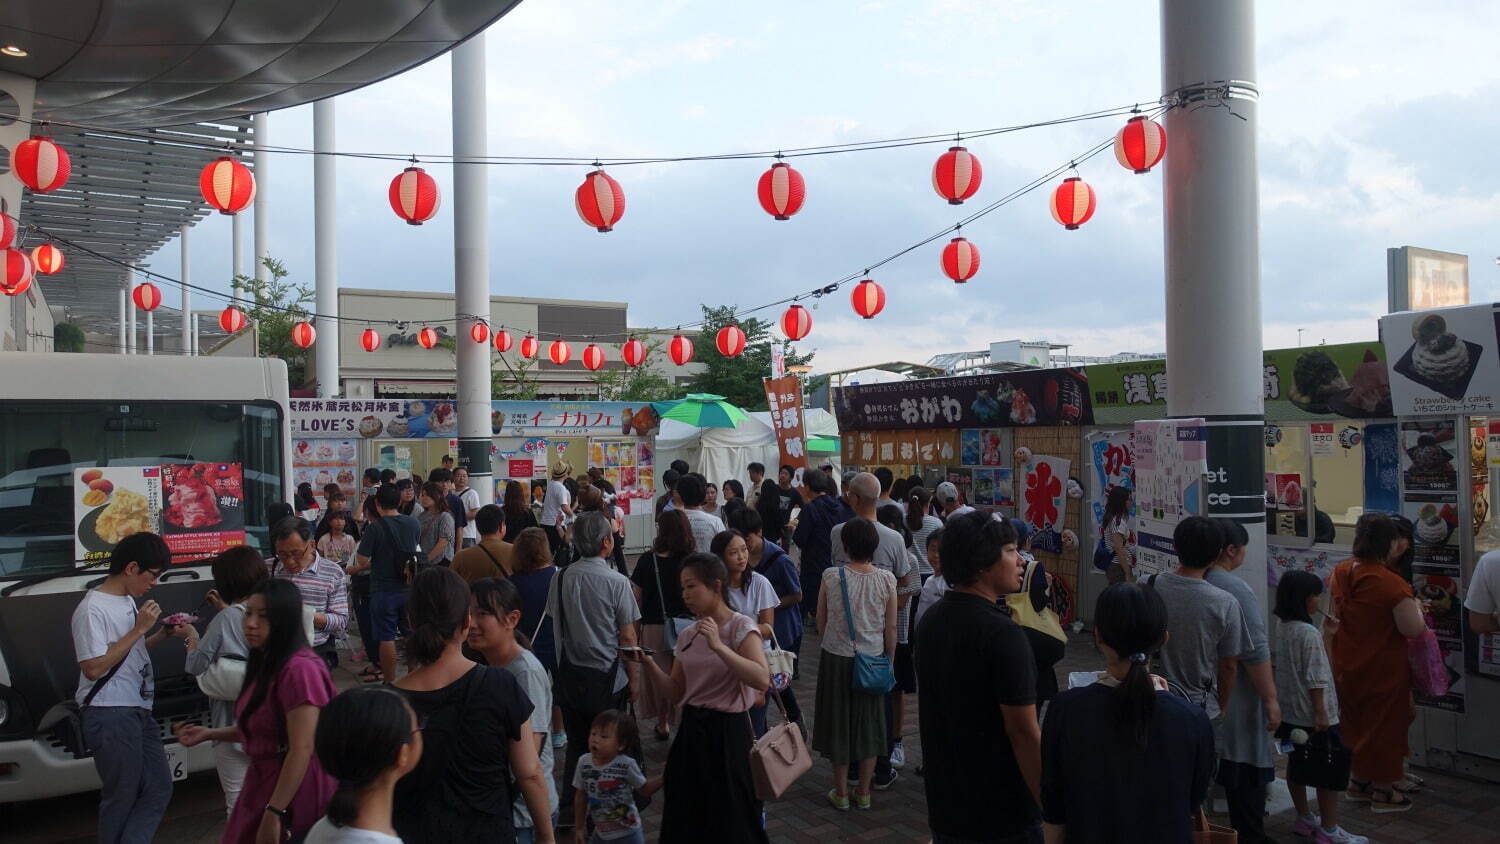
[177,579,337,843]
[628,552,770,843]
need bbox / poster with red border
[159,463,247,560]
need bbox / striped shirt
[273,553,349,647]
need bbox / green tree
[53,322,86,353]
[687,304,814,410]
[592,338,675,401]
[231,257,314,386]
[492,354,542,400]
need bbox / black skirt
[660,705,768,844]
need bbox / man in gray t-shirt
[1149,517,1253,720]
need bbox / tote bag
[1408,625,1450,697]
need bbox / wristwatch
[265,804,291,823]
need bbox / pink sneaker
[1292,816,1320,838]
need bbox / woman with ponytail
[1039,583,1214,843]
[468,577,558,843]
[177,579,337,843]
[305,687,422,843]
[904,486,942,582]
[392,567,555,843]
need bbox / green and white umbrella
[652,393,750,429]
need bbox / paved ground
[9,631,1499,843]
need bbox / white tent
[654,408,840,492]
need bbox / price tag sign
[1310,423,1335,456]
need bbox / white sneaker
[1314,826,1368,844]
[890,741,906,769]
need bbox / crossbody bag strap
[478,542,507,575]
[837,566,860,653]
[82,649,130,708]
[652,554,668,622]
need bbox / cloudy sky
[150,0,1500,376]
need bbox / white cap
[935,481,959,503]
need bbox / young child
[912,528,947,632]
[317,511,357,568]
[571,710,661,844]
[1273,571,1366,844]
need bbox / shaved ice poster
[1381,303,1500,415]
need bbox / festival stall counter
[835,368,1091,627]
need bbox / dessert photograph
[1413,502,1457,547]
[1402,421,1459,492]
[358,415,384,437]
[428,401,458,434]
[1393,312,1483,400]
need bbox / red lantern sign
[669,334,694,366]
[0,214,15,250]
[780,305,812,341]
[850,279,886,319]
[2,248,33,296]
[291,321,316,349]
[582,344,605,371]
[199,156,256,215]
[494,329,514,353]
[469,322,490,344]
[218,306,247,334]
[1050,176,1096,230]
[389,166,440,225]
[548,339,572,365]
[941,237,981,283]
[716,325,747,358]
[417,327,439,349]
[519,335,539,359]
[622,337,647,367]
[360,328,382,352]
[576,169,625,232]
[31,243,64,275]
[132,282,162,311]
[1114,116,1167,174]
[757,162,806,220]
[10,135,71,193]
[933,146,982,205]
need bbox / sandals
[1344,778,1373,802]
[357,665,384,683]
[1394,773,1424,794]
[1370,786,1414,814]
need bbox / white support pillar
[145,309,154,356]
[231,211,244,304]
[117,286,127,355]
[191,314,199,356]
[1161,0,1266,602]
[313,99,339,398]
[126,283,136,355]
[451,35,494,505]
[253,112,270,286]
[180,223,191,355]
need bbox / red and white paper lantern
[32,243,64,274]
[361,328,382,352]
[494,329,514,353]
[388,166,440,225]
[582,343,605,371]
[575,170,626,232]
[669,334,694,366]
[199,156,256,215]
[780,305,812,341]
[2,248,33,296]
[469,322,490,344]
[622,337,647,367]
[850,279,886,319]
[757,162,806,220]
[1113,116,1167,174]
[519,335,539,359]
[218,306,248,333]
[933,146,982,205]
[0,214,15,250]
[417,327,439,349]
[716,325,747,358]
[1050,176,1096,230]
[291,322,317,349]
[548,339,572,365]
[10,136,71,193]
[132,282,162,311]
[941,237,981,283]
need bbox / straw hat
[550,461,573,480]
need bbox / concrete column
[180,223,191,355]
[145,309,154,356]
[253,112,270,286]
[117,285,127,355]
[231,211,244,304]
[313,99,339,398]
[451,35,494,505]
[126,283,136,354]
[1161,0,1266,602]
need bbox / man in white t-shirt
[675,473,725,553]
[1468,549,1500,634]
[453,467,482,549]
[71,532,194,843]
[935,481,975,519]
[541,462,575,557]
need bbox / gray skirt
[811,650,887,764]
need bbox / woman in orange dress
[1326,513,1427,813]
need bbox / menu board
[75,463,246,564]
[590,438,656,514]
[293,439,359,507]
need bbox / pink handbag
[747,705,811,800]
[1407,625,1449,698]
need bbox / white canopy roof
[654,408,840,490]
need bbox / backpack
[375,516,425,582]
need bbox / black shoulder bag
[552,564,622,713]
[376,516,425,583]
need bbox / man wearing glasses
[270,516,349,670]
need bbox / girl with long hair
[395,478,417,516]
[1040,583,1215,842]
[177,579,337,843]
[469,577,558,843]
[392,567,554,842]
[712,529,778,736]
[627,553,770,843]
[1101,485,1134,583]
[304,687,422,843]
[904,486,943,580]
[417,481,455,566]
[630,509,696,741]
[503,479,540,542]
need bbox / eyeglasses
[273,543,312,561]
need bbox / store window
[1265,420,1399,548]
[1266,424,1311,545]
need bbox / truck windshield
[0,401,283,576]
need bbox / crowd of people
[70,450,1483,843]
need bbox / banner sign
[289,399,662,439]
[1131,418,1207,579]
[75,463,246,565]
[1382,303,1500,416]
[834,369,1089,431]
[1019,455,1071,553]
[765,376,810,476]
[1086,430,1136,573]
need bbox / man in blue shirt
[791,467,853,621]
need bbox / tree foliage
[53,322,86,353]
[492,353,542,400]
[592,337,676,402]
[231,257,314,386]
[686,304,815,410]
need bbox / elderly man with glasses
[270,515,349,670]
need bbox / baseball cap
[935,481,959,503]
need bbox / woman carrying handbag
[629,510,695,741]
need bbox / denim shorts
[369,589,409,642]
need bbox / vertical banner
[1019,455,1071,553]
[1132,418,1207,579]
[771,347,786,379]
[1086,431,1136,573]
[764,376,810,479]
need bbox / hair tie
[1128,652,1148,665]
